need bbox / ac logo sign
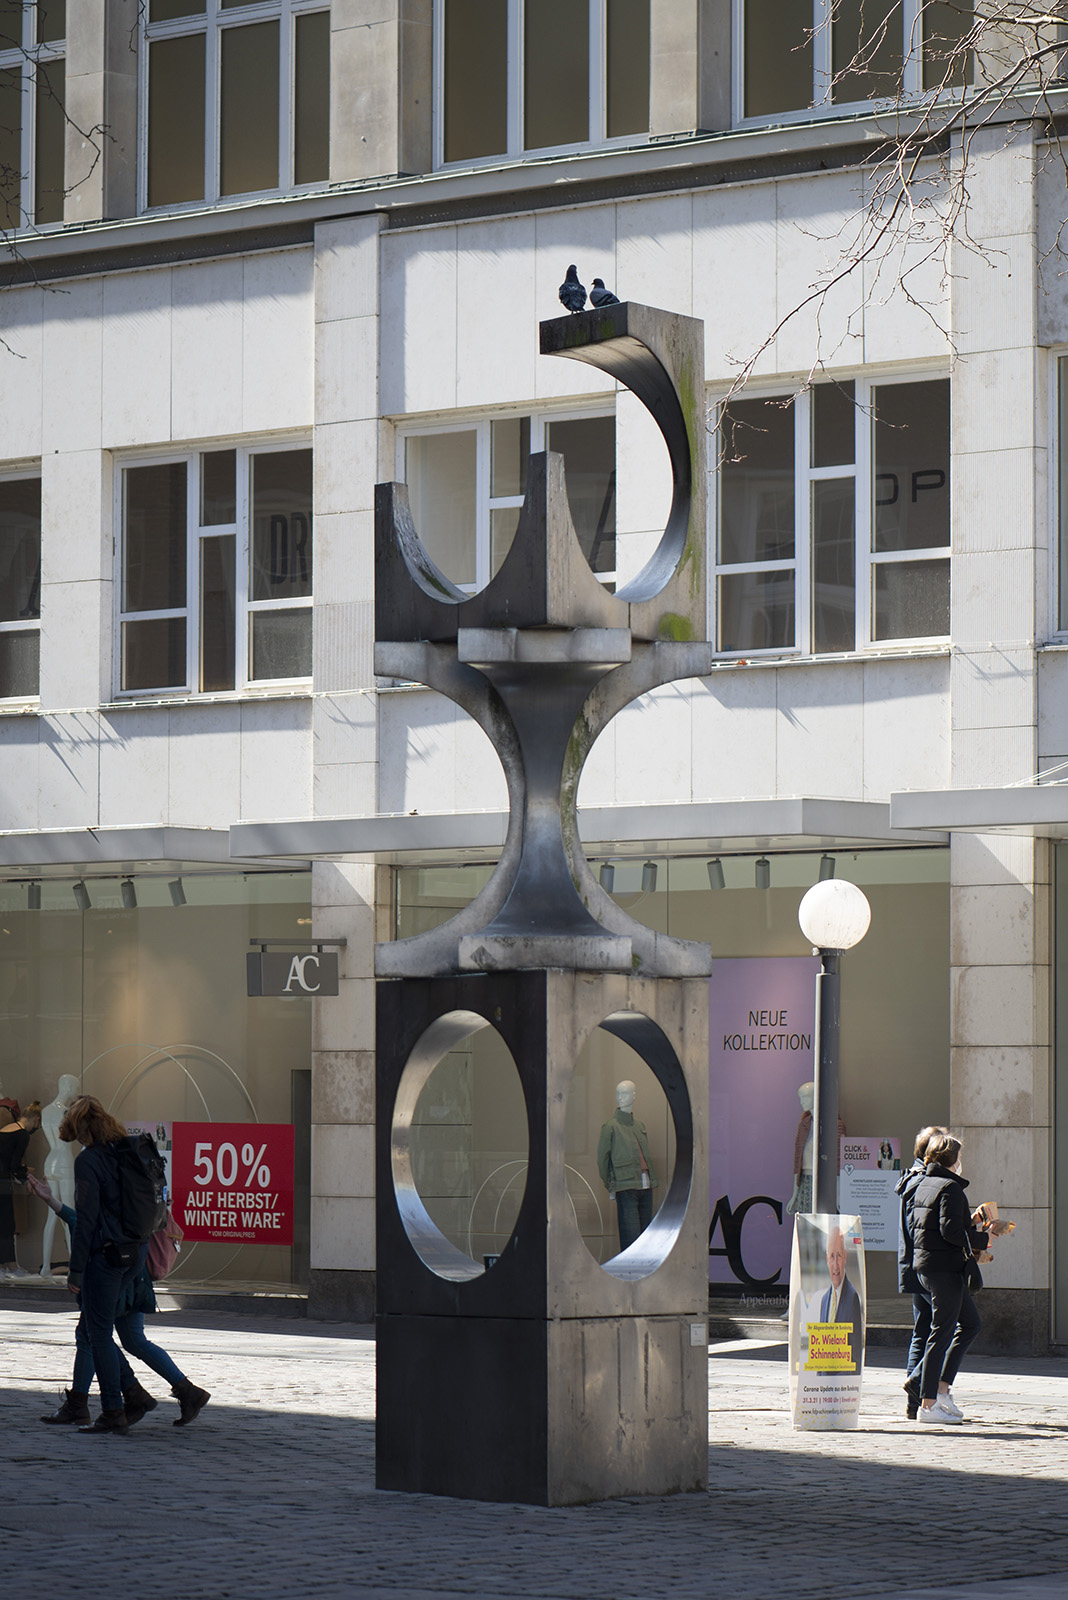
[246,951,340,997]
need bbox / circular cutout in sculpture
[565,1010,693,1280]
[392,1010,529,1281]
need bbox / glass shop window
[0,0,66,229]
[0,474,41,697]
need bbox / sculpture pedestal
[375,969,709,1506]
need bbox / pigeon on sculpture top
[590,278,620,307]
[558,264,587,313]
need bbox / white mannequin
[786,1082,815,1216]
[616,1079,636,1113]
[39,1074,78,1276]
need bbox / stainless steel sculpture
[375,302,712,1505]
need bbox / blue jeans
[906,1288,932,1380]
[79,1250,142,1410]
[615,1187,653,1251]
[73,1308,186,1395]
[917,1270,981,1400]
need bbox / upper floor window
[0,1,65,228]
[738,0,972,120]
[0,473,40,697]
[437,0,649,167]
[143,0,329,210]
[400,410,616,591]
[119,444,312,695]
[716,376,950,655]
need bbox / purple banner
[709,956,820,1288]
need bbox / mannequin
[786,1080,846,1215]
[597,1079,658,1252]
[0,1100,41,1271]
[39,1075,79,1276]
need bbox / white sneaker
[940,1391,964,1419]
[918,1400,962,1425]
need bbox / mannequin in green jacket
[597,1080,658,1252]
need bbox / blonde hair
[925,1133,962,1170]
[59,1095,126,1147]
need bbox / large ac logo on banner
[709,957,819,1288]
[247,950,339,996]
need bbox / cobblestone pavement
[2,1306,1068,1600]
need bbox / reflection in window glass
[607,0,650,138]
[148,33,205,206]
[201,535,236,692]
[873,380,950,552]
[0,630,38,697]
[443,0,507,161]
[720,398,795,565]
[812,382,855,468]
[491,417,528,499]
[123,617,187,691]
[294,11,330,185]
[490,507,521,576]
[250,608,312,681]
[812,478,855,652]
[547,416,616,573]
[124,464,187,613]
[149,0,205,17]
[833,0,904,101]
[220,22,279,196]
[0,67,21,230]
[525,0,590,149]
[744,0,812,115]
[923,1,973,89]
[201,450,237,526]
[251,450,312,602]
[37,0,65,40]
[0,478,41,623]
[405,432,477,587]
[719,570,795,652]
[34,57,65,225]
[873,557,950,639]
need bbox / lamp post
[797,879,871,1214]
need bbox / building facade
[0,0,1062,1349]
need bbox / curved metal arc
[385,482,469,607]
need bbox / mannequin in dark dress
[0,1103,41,1268]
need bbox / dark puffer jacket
[68,1141,125,1289]
[910,1162,988,1278]
[896,1161,927,1293]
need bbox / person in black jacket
[897,1124,948,1419]
[61,1095,145,1436]
[911,1132,989,1425]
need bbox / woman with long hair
[60,1095,144,1434]
[910,1131,989,1425]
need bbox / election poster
[839,1136,902,1251]
[788,1212,866,1431]
[171,1122,295,1246]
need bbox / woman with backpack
[29,1170,210,1430]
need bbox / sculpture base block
[376,1310,708,1505]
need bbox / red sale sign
[171,1123,295,1246]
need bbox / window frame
[138,0,329,214]
[0,464,42,702]
[397,405,618,593]
[731,0,970,126]
[432,0,650,170]
[115,437,313,700]
[0,3,65,231]
[713,370,951,659]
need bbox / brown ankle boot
[79,1407,129,1435]
[172,1378,210,1426]
[40,1388,90,1425]
[123,1380,159,1427]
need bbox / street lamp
[798,879,871,1214]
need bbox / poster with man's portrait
[788,1213,866,1431]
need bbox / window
[438,0,649,166]
[401,411,616,592]
[0,474,40,697]
[143,0,329,210]
[0,1,65,229]
[738,0,973,121]
[716,377,950,654]
[119,445,312,694]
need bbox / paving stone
[2,1308,1068,1598]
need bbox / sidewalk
[3,1303,1068,1599]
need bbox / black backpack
[114,1133,168,1243]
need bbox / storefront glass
[395,847,950,1300]
[0,869,311,1291]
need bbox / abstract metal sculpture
[374,302,713,1505]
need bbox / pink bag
[145,1208,184,1281]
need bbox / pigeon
[590,278,620,307]
[559,264,587,313]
